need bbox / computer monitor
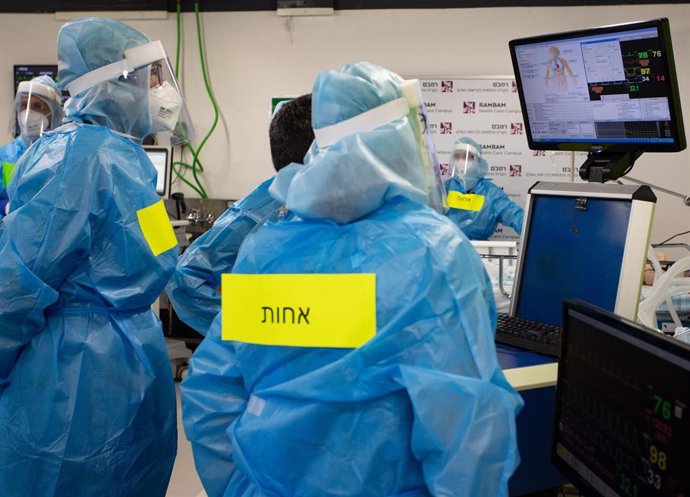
[509,18,686,181]
[509,182,656,327]
[554,299,690,497]
[144,147,171,198]
[13,65,69,102]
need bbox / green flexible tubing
[171,1,206,197]
[171,0,220,199]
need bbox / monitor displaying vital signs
[509,18,685,154]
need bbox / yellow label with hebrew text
[447,191,485,212]
[221,273,376,348]
[136,200,177,256]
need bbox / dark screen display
[555,305,690,496]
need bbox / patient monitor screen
[512,23,679,147]
[555,304,690,497]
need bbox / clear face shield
[450,142,481,190]
[399,80,448,214]
[311,80,447,214]
[65,40,195,145]
[9,81,61,140]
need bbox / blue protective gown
[182,61,522,497]
[445,176,524,240]
[0,135,29,167]
[0,122,177,496]
[0,135,30,218]
[166,177,286,335]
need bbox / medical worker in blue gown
[182,62,523,497]
[166,94,314,335]
[0,17,193,497]
[0,75,64,217]
[444,136,524,240]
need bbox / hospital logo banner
[421,77,585,240]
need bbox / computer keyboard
[495,314,561,358]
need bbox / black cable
[620,162,635,177]
[655,229,690,246]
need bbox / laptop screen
[513,193,630,326]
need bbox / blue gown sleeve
[181,316,248,497]
[490,183,524,235]
[0,151,100,391]
[404,249,521,497]
[166,178,283,335]
[404,367,520,497]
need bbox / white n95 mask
[149,81,183,133]
[18,109,49,139]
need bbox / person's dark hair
[269,93,314,171]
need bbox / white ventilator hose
[638,254,690,330]
[647,246,684,328]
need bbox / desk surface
[497,344,558,391]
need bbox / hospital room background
[0,3,688,497]
[0,3,687,259]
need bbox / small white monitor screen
[145,149,169,196]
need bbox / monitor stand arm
[578,151,643,183]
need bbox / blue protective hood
[271,62,429,224]
[58,17,153,141]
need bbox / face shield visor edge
[399,79,447,214]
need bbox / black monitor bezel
[554,299,690,497]
[13,64,58,92]
[509,18,686,154]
